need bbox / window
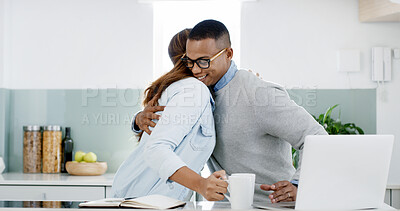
[152,1,242,180]
[153,1,241,80]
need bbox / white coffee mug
[224,173,256,209]
[231,173,256,204]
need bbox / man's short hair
[189,19,231,47]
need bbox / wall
[0,89,10,172]
[241,0,400,185]
[0,0,4,88]
[241,0,400,89]
[0,0,8,171]
[289,89,376,134]
[7,0,153,89]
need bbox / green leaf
[322,104,339,124]
[318,114,324,123]
[343,123,352,127]
[356,127,365,134]
[314,104,364,135]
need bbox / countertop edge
[0,173,114,186]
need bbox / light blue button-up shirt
[112,77,215,201]
[212,61,238,92]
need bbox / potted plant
[292,104,364,168]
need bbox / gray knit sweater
[207,70,327,202]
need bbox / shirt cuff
[158,156,186,184]
[290,180,299,187]
[131,111,142,133]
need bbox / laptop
[254,135,394,210]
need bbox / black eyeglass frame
[180,48,227,69]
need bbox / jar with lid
[23,125,42,173]
[42,125,62,173]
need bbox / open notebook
[79,194,186,209]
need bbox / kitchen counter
[387,185,400,190]
[0,201,396,210]
[0,201,232,209]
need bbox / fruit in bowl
[83,152,97,162]
[65,161,107,176]
[66,151,107,176]
[74,151,86,162]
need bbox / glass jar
[23,201,42,208]
[42,125,62,173]
[23,125,42,173]
[42,201,61,208]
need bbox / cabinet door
[0,186,105,201]
[105,186,112,198]
[384,189,391,205]
[393,190,400,209]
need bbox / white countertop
[387,184,400,189]
[0,201,397,211]
[0,173,114,186]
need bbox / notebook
[79,194,186,209]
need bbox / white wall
[241,0,400,89]
[5,0,153,89]
[377,83,400,185]
[0,0,4,88]
[241,0,400,184]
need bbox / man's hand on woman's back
[135,105,165,135]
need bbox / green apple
[75,151,86,162]
[83,152,97,162]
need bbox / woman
[111,29,227,201]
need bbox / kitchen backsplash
[0,88,376,173]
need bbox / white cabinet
[0,186,104,201]
[105,186,112,198]
[385,186,400,209]
[392,190,400,209]
[384,189,390,205]
[0,173,113,201]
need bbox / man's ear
[226,47,233,60]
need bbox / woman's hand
[199,170,228,201]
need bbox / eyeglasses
[181,48,227,69]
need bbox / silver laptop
[254,135,394,210]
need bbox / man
[133,20,327,203]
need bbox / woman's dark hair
[138,28,192,140]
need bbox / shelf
[359,0,400,22]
